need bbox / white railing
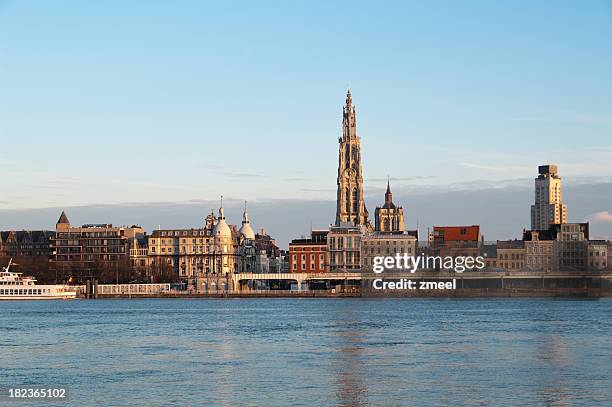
[95,283,171,295]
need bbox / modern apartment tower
[335,90,369,226]
[530,165,567,230]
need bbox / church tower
[374,180,406,233]
[335,90,369,226]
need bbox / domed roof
[239,223,255,240]
[239,201,255,240]
[213,206,232,239]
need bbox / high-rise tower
[335,90,369,226]
[530,164,567,230]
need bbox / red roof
[433,226,480,241]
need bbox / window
[345,188,350,213]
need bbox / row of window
[363,247,414,255]
[57,232,121,238]
[151,238,212,245]
[0,288,49,295]
[158,230,210,237]
[291,246,325,252]
[498,253,524,260]
[151,246,228,254]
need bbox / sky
[1,1,612,246]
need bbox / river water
[1,298,611,406]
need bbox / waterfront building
[496,240,525,272]
[361,232,418,272]
[148,202,279,288]
[524,223,592,272]
[481,244,499,270]
[374,180,406,233]
[253,228,281,260]
[523,229,555,273]
[430,225,483,260]
[255,229,284,273]
[587,241,608,271]
[0,230,54,259]
[530,165,567,231]
[128,233,150,275]
[148,207,235,288]
[335,90,370,227]
[289,230,328,273]
[51,211,144,276]
[327,222,366,272]
[554,223,589,271]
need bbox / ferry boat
[0,259,77,300]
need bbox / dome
[239,223,255,240]
[213,206,232,239]
[239,201,255,240]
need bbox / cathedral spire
[336,90,368,227]
[385,178,393,205]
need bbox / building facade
[587,241,608,271]
[524,239,554,272]
[430,225,483,260]
[361,233,418,272]
[531,165,567,231]
[148,208,235,287]
[289,230,328,273]
[335,90,369,227]
[128,234,150,274]
[0,230,54,259]
[327,223,365,272]
[374,181,405,233]
[496,240,525,272]
[554,223,589,271]
[51,211,144,275]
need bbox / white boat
[0,259,77,300]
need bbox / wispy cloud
[509,109,612,127]
[300,187,335,193]
[588,211,612,224]
[219,172,264,179]
[459,163,533,172]
[367,176,437,182]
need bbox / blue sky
[1,0,612,211]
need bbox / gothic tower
[335,90,369,226]
[374,179,406,233]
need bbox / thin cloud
[588,211,612,224]
[220,172,264,179]
[367,176,437,182]
[509,109,612,126]
[459,162,533,172]
[300,188,335,193]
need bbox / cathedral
[334,90,407,234]
[335,90,369,227]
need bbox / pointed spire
[345,88,352,109]
[242,200,249,224]
[57,211,70,225]
[384,179,395,208]
[219,195,225,219]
